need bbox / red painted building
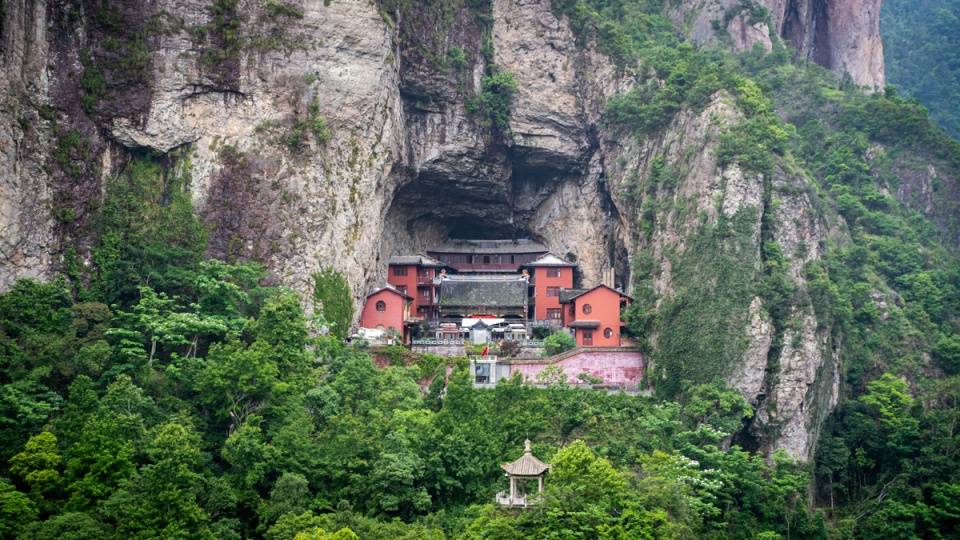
[522,254,575,323]
[358,286,412,338]
[560,285,632,347]
[386,255,445,320]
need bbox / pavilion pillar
[538,476,544,494]
[509,476,516,502]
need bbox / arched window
[375,300,387,312]
[603,327,613,339]
[582,303,592,315]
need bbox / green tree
[9,431,62,499]
[313,269,354,340]
[542,331,575,356]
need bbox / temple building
[358,238,633,353]
[427,239,548,272]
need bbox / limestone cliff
[669,0,885,89]
[0,0,904,460]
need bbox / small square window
[547,267,561,278]
[547,287,560,297]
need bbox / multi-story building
[386,255,444,321]
[522,254,575,325]
[560,285,632,347]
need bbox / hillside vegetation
[882,0,960,138]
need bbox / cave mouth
[381,157,570,258]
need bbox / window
[475,362,490,384]
[582,303,592,315]
[420,289,431,300]
[603,327,613,339]
[420,269,431,278]
[375,300,386,312]
[547,308,561,320]
[582,329,593,346]
[483,255,491,264]
[392,266,407,276]
[546,286,560,297]
[547,267,561,278]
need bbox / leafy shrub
[466,70,517,132]
[543,331,575,356]
[312,268,353,339]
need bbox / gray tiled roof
[558,288,587,303]
[440,276,528,307]
[388,254,445,267]
[428,238,548,254]
[522,253,576,267]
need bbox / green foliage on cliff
[651,208,760,397]
[90,151,207,305]
[312,268,354,339]
[466,70,517,133]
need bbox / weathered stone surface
[668,0,885,89]
[0,0,55,289]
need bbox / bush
[466,70,517,132]
[312,268,353,339]
[543,331,575,356]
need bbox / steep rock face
[0,0,55,289]
[668,0,885,89]
[0,0,893,460]
[599,91,840,458]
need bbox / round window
[603,327,613,339]
[582,303,592,315]
[375,300,387,312]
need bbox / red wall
[359,289,407,332]
[568,287,625,347]
[531,267,573,320]
[387,264,438,319]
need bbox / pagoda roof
[501,440,550,477]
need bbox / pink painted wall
[359,289,407,332]
[509,349,644,387]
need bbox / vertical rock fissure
[748,171,787,452]
[810,0,832,70]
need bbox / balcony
[495,492,539,508]
[529,320,562,329]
